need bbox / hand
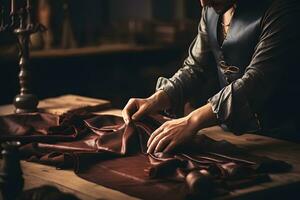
[122,90,171,124]
[147,103,217,154]
[147,115,198,154]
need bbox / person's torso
[205,0,272,87]
[203,0,300,141]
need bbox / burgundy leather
[0,113,292,200]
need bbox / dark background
[0,0,201,108]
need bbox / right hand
[122,90,171,124]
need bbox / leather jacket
[156,0,300,140]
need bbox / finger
[122,99,137,124]
[147,131,168,154]
[147,124,165,147]
[163,141,177,153]
[122,109,130,124]
[154,135,171,153]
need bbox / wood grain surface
[1,95,299,200]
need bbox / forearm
[155,8,214,117]
[149,90,172,111]
[186,103,218,131]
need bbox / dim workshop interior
[0,0,299,200]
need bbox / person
[122,0,300,154]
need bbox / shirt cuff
[156,77,184,118]
[208,82,261,134]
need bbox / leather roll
[148,158,185,179]
[185,170,214,199]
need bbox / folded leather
[0,113,292,199]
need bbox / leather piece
[0,112,93,143]
[0,113,292,199]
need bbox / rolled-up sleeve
[156,8,215,116]
[208,0,300,133]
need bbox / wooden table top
[1,95,299,200]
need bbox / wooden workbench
[0,95,299,200]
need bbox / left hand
[147,116,198,154]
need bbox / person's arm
[208,0,300,133]
[122,7,216,123]
[156,7,217,116]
